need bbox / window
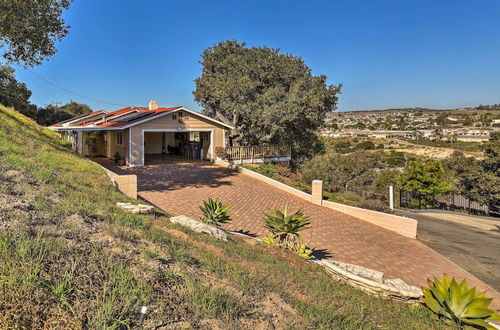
[178,111,183,117]
[178,118,183,123]
[189,132,200,142]
[115,132,123,146]
[172,114,177,120]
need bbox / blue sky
[13,0,500,112]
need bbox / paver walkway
[99,156,499,307]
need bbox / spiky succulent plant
[198,198,232,227]
[294,241,315,260]
[263,205,311,249]
[261,232,278,246]
[423,275,500,329]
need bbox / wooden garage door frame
[138,128,215,166]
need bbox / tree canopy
[399,160,451,206]
[36,101,92,126]
[301,151,384,192]
[444,134,500,211]
[193,40,341,161]
[0,65,36,118]
[0,0,73,67]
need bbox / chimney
[149,100,158,110]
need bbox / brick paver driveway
[104,157,499,305]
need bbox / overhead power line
[27,68,129,107]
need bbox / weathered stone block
[170,215,228,241]
[116,202,154,214]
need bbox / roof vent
[149,100,158,110]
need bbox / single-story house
[49,101,233,166]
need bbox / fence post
[239,146,243,165]
[389,185,394,211]
[311,180,323,206]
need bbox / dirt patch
[259,292,305,328]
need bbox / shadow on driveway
[94,156,238,192]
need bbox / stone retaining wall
[91,161,137,199]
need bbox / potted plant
[113,152,124,165]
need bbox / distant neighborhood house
[322,128,495,142]
[49,101,233,166]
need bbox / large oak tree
[193,40,341,161]
[0,0,73,67]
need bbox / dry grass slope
[0,105,448,329]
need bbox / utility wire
[27,68,129,107]
[14,70,43,105]
[16,69,53,106]
[21,70,60,105]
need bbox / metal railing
[400,190,497,216]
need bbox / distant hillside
[0,105,446,328]
[339,104,500,115]
[339,107,440,115]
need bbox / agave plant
[199,198,232,227]
[423,275,500,329]
[263,206,311,249]
[294,241,315,260]
[261,232,278,246]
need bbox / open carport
[143,130,213,164]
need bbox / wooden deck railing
[221,145,291,161]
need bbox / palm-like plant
[199,198,232,227]
[423,275,500,329]
[263,206,311,249]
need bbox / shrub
[334,140,351,149]
[372,168,400,195]
[199,198,232,227]
[113,151,122,164]
[386,151,405,167]
[357,198,390,213]
[263,206,310,250]
[274,164,293,178]
[257,163,277,177]
[301,151,378,193]
[376,143,385,149]
[423,275,500,328]
[354,140,375,150]
[86,132,103,157]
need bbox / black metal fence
[400,190,498,216]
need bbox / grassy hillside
[0,105,447,328]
